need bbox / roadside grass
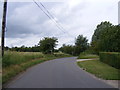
[2,51,71,84]
[0,58,2,86]
[77,60,120,80]
[78,53,99,59]
[0,73,1,85]
[3,51,45,67]
[3,59,45,84]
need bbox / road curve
[6,57,113,88]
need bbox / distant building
[118,1,120,25]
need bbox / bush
[54,52,70,57]
[99,52,120,69]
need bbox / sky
[0,0,119,48]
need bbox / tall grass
[3,51,44,67]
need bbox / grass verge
[78,54,99,59]
[3,52,71,84]
[78,51,99,59]
[77,60,120,80]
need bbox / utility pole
[1,0,7,57]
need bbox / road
[6,57,113,88]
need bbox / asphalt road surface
[6,57,113,88]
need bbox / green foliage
[98,26,120,52]
[7,45,41,52]
[91,21,120,54]
[77,60,120,80]
[59,44,75,55]
[99,52,120,69]
[59,35,89,56]
[54,52,71,57]
[38,37,58,54]
[92,21,112,42]
[75,35,88,47]
[90,41,99,55]
[75,35,89,54]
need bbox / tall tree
[38,37,58,54]
[75,35,88,55]
[92,21,112,42]
[91,21,120,54]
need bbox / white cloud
[67,0,85,9]
[2,0,119,48]
[5,34,41,47]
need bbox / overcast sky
[0,0,119,48]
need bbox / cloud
[0,2,3,36]
[1,0,119,48]
[5,34,41,47]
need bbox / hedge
[99,52,120,69]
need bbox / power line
[33,0,63,32]
[33,0,74,38]
[39,2,55,21]
[33,0,64,35]
[33,0,51,19]
[33,0,59,37]
[39,2,74,37]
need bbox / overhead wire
[39,2,74,37]
[33,0,74,38]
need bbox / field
[2,51,71,84]
[77,60,120,80]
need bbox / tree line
[5,35,89,56]
[5,21,120,55]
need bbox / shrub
[99,52,120,69]
[54,52,70,57]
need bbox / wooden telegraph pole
[1,0,7,57]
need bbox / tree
[59,35,89,56]
[98,25,120,52]
[59,44,75,55]
[91,21,120,54]
[75,35,89,55]
[92,21,112,42]
[38,37,58,54]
